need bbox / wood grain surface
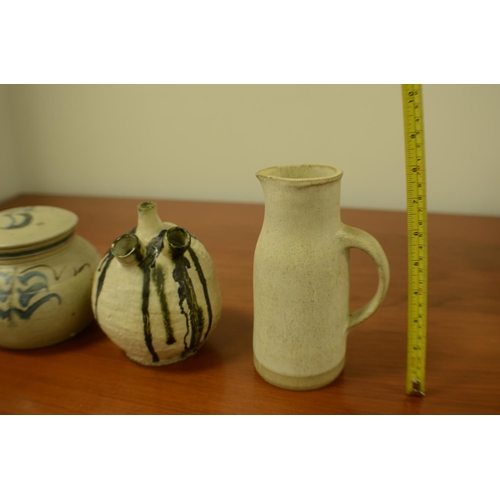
[0,194,499,414]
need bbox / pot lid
[0,206,78,257]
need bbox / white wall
[5,84,500,216]
[0,85,20,202]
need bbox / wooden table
[1,194,499,414]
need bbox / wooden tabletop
[0,194,499,414]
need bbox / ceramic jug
[92,201,222,366]
[0,205,100,349]
[253,164,390,390]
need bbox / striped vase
[91,202,222,366]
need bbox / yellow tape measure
[402,84,428,396]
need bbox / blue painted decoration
[0,267,62,323]
[0,207,35,230]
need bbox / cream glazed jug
[253,164,390,390]
[91,202,222,366]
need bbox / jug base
[253,354,345,391]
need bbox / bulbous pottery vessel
[91,202,222,366]
[0,205,101,349]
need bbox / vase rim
[256,164,343,184]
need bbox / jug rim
[256,164,343,184]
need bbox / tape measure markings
[402,84,428,397]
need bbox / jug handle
[339,224,390,331]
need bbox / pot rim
[0,206,78,258]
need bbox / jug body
[253,165,390,390]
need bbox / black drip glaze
[95,227,210,363]
[187,246,213,341]
[94,227,136,322]
[152,264,176,345]
[172,254,205,359]
[94,250,113,322]
[137,230,168,363]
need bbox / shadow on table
[126,304,253,374]
[1,321,107,359]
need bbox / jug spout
[111,233,144,266]
[256,164,343,234]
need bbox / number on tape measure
[402,84,428,397]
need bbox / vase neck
[135,202,164,242]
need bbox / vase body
[253,165,390,390]
[92,202,222,366]
[0,206,101,349]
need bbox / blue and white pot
[0,205,100,349]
